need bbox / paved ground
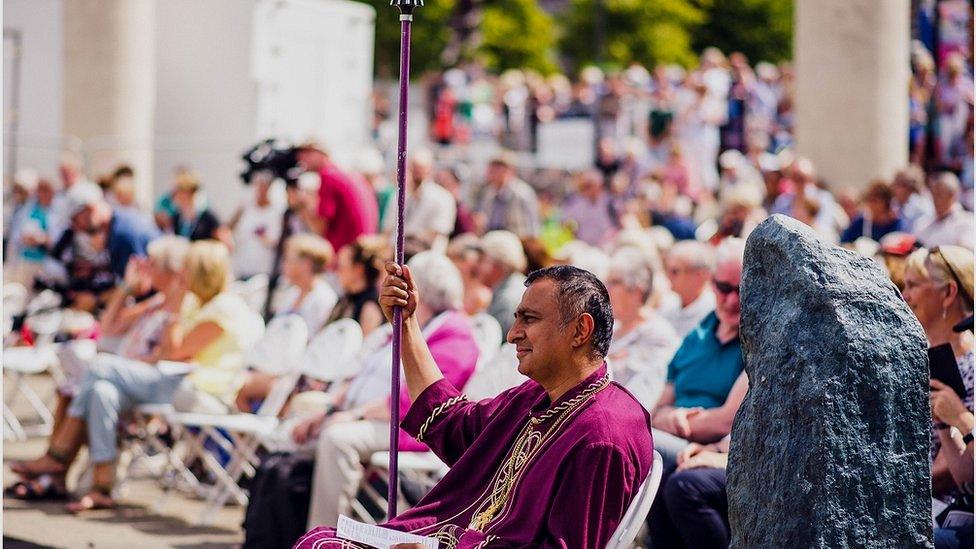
[4,375,245,548]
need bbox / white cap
[13,169,39,192]
[482,230,527,273]
[64,181,104,215]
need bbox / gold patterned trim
[417,394,468,442]
[468,375,611,532]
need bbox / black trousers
[648,465,730,549]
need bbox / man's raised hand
[380,262,419,323]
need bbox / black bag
[242,452,315,549]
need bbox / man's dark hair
[525,265,614,358]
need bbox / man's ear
[573,313,596,350]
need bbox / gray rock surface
[728,215,932,548]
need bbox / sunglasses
[713,279,740,295]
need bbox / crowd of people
[3,43,975,549]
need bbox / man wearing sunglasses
[651,237,747,461]
[647,237,749,545]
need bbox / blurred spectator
[902,246,973,471]
[935,53,974,167]
[355,148,392,230]
[877,232,919,291]
[326,235,389,337]
[169,171,231,246]
[651,238,746,464]
[605,247,680,410]
[478,230,528,336]
[661,437,733,548]
[382,149,456,247]
[8,240,262,511]
[275,234,338,335]
[840,180,905,244]
[772,157,844,236]
[562,169,618,247]
[446,234,492,315]
[475,153,540,238]
[892,165,935,233]
[915,172,975,250]
[659,240,717,338]
[47,184,159,310]
[297,141,378,253]
[434,165,478,237]
[236,234,337,412]
[231,171,285,279]
[298,251,479,528]
[6,174,57,286]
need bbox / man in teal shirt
[651,238,747,464]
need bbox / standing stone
[728,215,931,548]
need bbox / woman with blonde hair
[901,246,974,503]
[7,240,263,512]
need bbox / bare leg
[12,416,86,478]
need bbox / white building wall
[3,0,64,179]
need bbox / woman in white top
[231,171,285,279]
[235,234,337,411]
[605,247,681,410]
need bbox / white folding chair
[3,282,28,335]
[470,313,503,371]
[302,318,365,386]
[605,450,664,549]
[3,303,64,441]
[231,273,270,314]
[159,315,309,524]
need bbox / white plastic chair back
[470,313,503,370]
[605,450,664,549]
[245,315,309,376]
[359,322,394,359]
[3,283,28,318]
[232,273,269,314]
[301,318,363,383]
[464,343,528,400]
[25,289,61,316]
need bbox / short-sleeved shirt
[666,312,744,409]
[181,291,265,403]
[316,164,378,252]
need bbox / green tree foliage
[559,0,706,71]
[357,0,557,77]
[359,0,455,77]
[479,0,558,74]
[693,0,793,63]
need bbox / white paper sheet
[336,515,439,549]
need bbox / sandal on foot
[4,475,69,501]
[66,491,115,513]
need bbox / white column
[794,0,910,190]
[63,0,156,209]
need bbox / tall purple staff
[388,0,421,521]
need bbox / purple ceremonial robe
[295,363,654,549]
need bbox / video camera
[240,138,302,186]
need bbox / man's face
[666,256,710,305]
[713,259,742,331]
[507,279,574,382]
[931,184,956,217]
[486,163,510,188]
[297,149,327,172]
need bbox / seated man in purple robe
[296,264,654,548]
